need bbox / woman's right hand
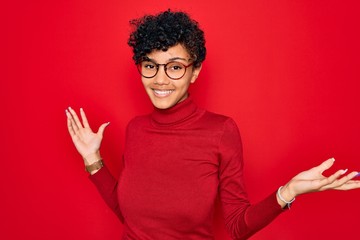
[65,107,110,165]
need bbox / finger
[335,179,360,191]
[80,108,91,129]
[66,110,76,136]
[332,171,360,190]
[97,122,110,137]
[319,169,350,191]
[68,107,83,129]
[318,158,336,175]
[66,110,79,135]
[66,109,80,135]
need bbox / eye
[142,61,156,70]
[167,62,184,71]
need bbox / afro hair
[128,10,206,68]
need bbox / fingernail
[355,172,360,178]
[341,169,348,175]
[331,157,335,162]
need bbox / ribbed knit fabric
[90,96,285,239]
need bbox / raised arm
[65,107,123,220]
[218,119,360,239]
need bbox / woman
[65,10,360,239]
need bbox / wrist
[85,159,104,175]
[83,152,102,165]
[281,183,297,201]
[277,183,297,209]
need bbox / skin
[279,158,360,207]
[141,44,202,110]
[66,45,360,209]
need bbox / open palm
[289,158,360,196]
[66,107,109,164]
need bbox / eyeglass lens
[138,61,188,80]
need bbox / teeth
[154,89,174,96]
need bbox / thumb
[318,157,336,175]
[97,122,110,137]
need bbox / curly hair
[128,10,206,68]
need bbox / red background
[2,0,360,239]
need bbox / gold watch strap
[85,159,104,173]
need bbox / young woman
[66,10,360,239]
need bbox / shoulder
[126,114,151,130]
[201,111,243,149]
[201,110,240,132]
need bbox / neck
[151,96,201,127]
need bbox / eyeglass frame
[137,57,194,80]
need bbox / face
[140,44,202,109]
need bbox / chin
[148,92,188,109]
[149,97,177,109]
[152,101,174,109]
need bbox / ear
[190,64,202,83]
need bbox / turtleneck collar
[151,96,202,127]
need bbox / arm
[219,119,360,239]
[66,107,123,220]
[218,119,284,239]
[89,165,123,222]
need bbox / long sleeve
[218,118,285,239]
[89,165,124,222]
[85,97,286,239]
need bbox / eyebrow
[168,57,188,61]
[145,56,189,62]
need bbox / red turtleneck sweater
[90,96,284,239]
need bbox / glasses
[137,59,194,80]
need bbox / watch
[85,159,104,173]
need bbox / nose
[153,65,170,85]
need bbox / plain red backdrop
[2,0,360,239]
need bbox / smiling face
[141,44,202,109]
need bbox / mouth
[152,89,175,97]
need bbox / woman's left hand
[279,158,360,204]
